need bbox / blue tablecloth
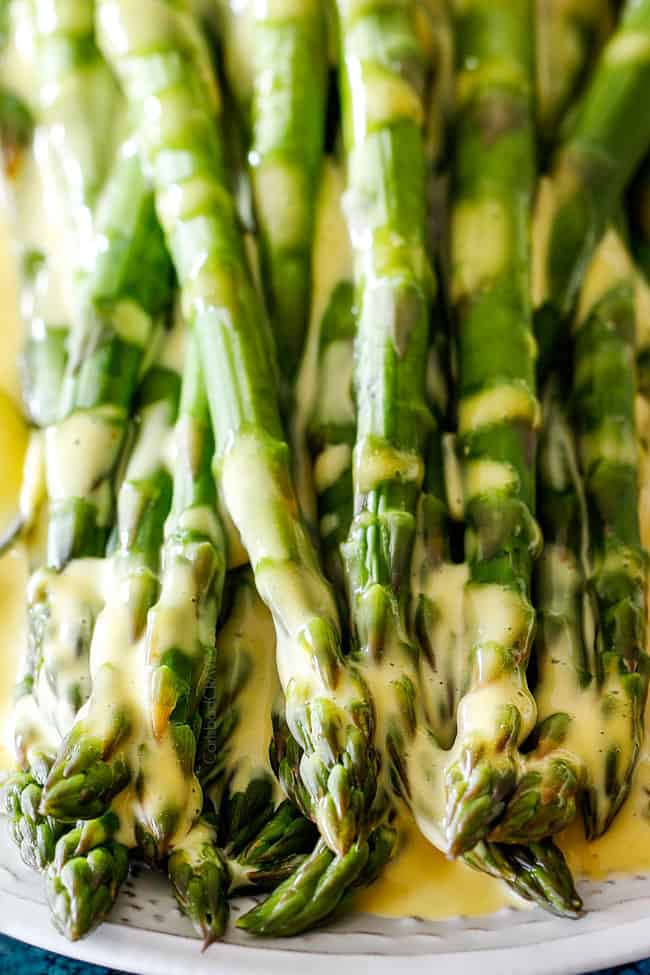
[1,935,649,975]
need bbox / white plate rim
[3,882,650,975]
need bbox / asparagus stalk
[337,0,432,662]
[242,707,398,938]
[1,755,66,871]
[197,571,315,871]
[46,811,129,940]
[409,377,581,912]
[332,0,443,870]
[497,231,650,843]
[489,378,586,843]
[146,335,225,742]
[168,818,230,947]
[571,230,649,835]
[135,335,226,859]
[464,838,582,918]
[19,249,68,434]
[32,0,120,263]
[441,0,539,855]
[238,830,396,937]
[247,0,328,380]
[535,0,614,152]
[535,0,650,374]
[46,144,175,569]
[40,364,179,820]
[98,0,377,856]
[308,278,356,596]
[177,571,316,942]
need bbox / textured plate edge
[3,889,650,975]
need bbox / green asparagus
[174,572,316,940]
[247,0,328,379]
[137,334,225,857]
[46,812,129,939]
[571,231,649,835]
[168,818,230,946]
[196,571,315,875]
[238,825,397,937]
[535,0,614,152]
[1,755,66,870]
[41,364,178,820]
[47,144,175,569]
[32,0,120,260]
[98,0,377,856]
[535,0,650,374]
[443,0,540,855]
[464,838,582,918]
[489,378,586,843]
[337,0,432,665]
[497,230,650,843]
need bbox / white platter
[3,822,650,975]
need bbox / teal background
[0,935,648,974]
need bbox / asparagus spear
[238,828,397,937]
[146,335,225,743]
[442,0,540,855]
[488,378,586,843]
[133,334,225,859]
[535,0,614,152]
[40,364,179,820]
[197,571,315,873]
[497,231,649,842]
[332,0,438,862]
[308,278,355,596]
[19,249,68,434]
[247,0,328,380]
[46,144,175,569]
[409,374,581,913]
[242,705,398,938]
[168,818,230,947]
[46,811,129,940]
[32,0,120,262]
[98,0,377,856]
[1,755,66,871]
[571,231,649,835]
[337,0,432,661]
[535,0,650,374]
[464,838,582,918]
[175,572,315,942]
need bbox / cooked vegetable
[443,0,539,856]
[535,0,650,373]
[137,334,225,858]
[32,0,120,253]
[47,145,174,569]
[489,377,586,843]
[1,755,66,871]
[3,0,650,947]
[535,0,614,151]
[247,0,328,380]
[98,0,377,857]
[464,838,582,919]
[46,811,129,940]
[570,231,649,835]
[41,364,178,820]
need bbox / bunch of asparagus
[1,0,650,947]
